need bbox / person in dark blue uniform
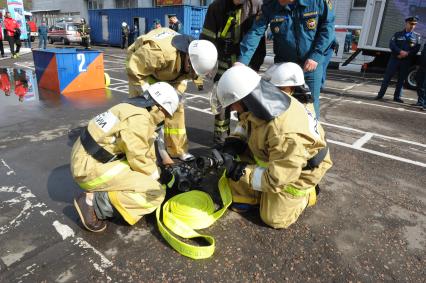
[415,43,426,111]
[237,0,335,118]
[375,16,421,103]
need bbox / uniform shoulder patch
[93,111,119,133]
[306,18,317,30]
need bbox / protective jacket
[126,27,190,97]
[121,25,130,37]
[126,27,192,157]
[239,0,335,65]
[71,104,167,225]
[227,94,332,228]
[4,17,20,37]
[200,0,266,78]
[78,23,91,38]
[235,95,332,192]
[389,30,421,59]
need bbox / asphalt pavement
[0,43,425,282]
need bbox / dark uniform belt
[303,145,329,171]
[80,127,124,163]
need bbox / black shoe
[412,102,423,106]
[74,193,107,232]
[393,98,404,103]
[374,95,384,100]
[230,203,258,213]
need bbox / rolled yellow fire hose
[156,173,232,259]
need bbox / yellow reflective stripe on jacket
[201,28,216,39]
[78,161,129,190]
[253,155,314,197]
[220,16,234,38]
[253,155,268,168]
[164,127,186,135]
[214,118,230,126]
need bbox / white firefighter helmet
[264,62,305,87]
[122,22,127,27]
[147,82,179,116]
[188,40,218,76]
[210,65,261,114]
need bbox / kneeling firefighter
[211,65,333,229]
[126,28,218,163]
[71,82,179,232]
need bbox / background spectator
[375,16,421,103]
[152,19,161,30]
[121,22,129,49]
[4,11,21,58]
[168,14,182,33]
[0,25,4,57]
[38,21,48,49]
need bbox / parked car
[47,21,82,45]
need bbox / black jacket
[200,0,266,79]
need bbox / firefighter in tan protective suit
[212,66,333,229]
[126,28,218,163]
[71,82,179,232]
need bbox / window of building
[88,0,104,10]
[115,0,137,8]
[353,0,367,8]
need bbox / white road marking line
[328,139,426,168]
[352,132,374,149]
[320,96,426,115]
[14,62,35,70]
[184,104,426,168]
[325,87,417,102]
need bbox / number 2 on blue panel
[77,53,87,72]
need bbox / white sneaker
[178,152,195,162]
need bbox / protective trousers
[304,64,323,119]
[164,103,188,157]
[213,106,231,145]
[227,155,310,229]
[377,57,410,100]
[77,160,165,225]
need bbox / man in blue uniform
[375,16,421,103]
[237,0,335,118]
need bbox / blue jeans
[39,35,47,49]
[378,57,411,99]
[304,64,323,118]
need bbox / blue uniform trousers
[304,64,323,118]
[416,68,426,109]
[322,48,334,88]
[377,57,410,99]
[38,34,47,49]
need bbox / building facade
[333,0,367,26]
